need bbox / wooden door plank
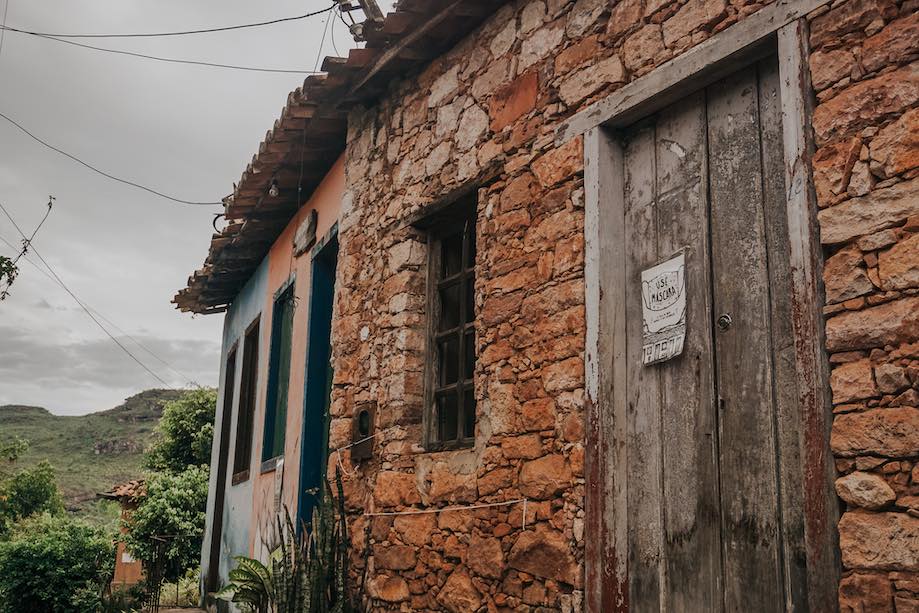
[757,55,810,612]
[706,69,785,610]
[584,127,629,613]
[777,20,840,610]
[653,91,722,611]
[624,124,664,613]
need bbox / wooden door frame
[205,343,239,596]
[296,223,339,529]
[575,9,838,613]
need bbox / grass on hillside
[0,389,183,528]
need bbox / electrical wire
[0,28,323,74]
[312,8,333,73]
[330,5,342,56]
[0,110,224,206]
[0,5,335,38]
[0,230,198,386]
[0,209,175,388]
[0,0,10,62]
[7,196,51,267]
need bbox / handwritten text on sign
[641,252,687,365]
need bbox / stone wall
[327,0,919,610]
[811,0,919,610]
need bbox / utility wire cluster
[0,202,200,389]
[0,3,342,206]
[0,5,335,73]
[0,6,336,38]
[3,32,325,74]
[0,196,51,299]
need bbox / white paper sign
[274,458,284,508]
[641,252,687,365]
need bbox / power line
[0,207,174,388]
[0,194,50,300]
[330,5,342,56]
[1,5,335,39]
[0,110,224,206]
[7,195,51,267]
[0,229,199,388]
[0,0,10,62]
[313,8,333,73]
[0,28,324,74]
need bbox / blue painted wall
[199,257,268,603]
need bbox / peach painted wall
[247,154,344,555]
[112,504,143,588]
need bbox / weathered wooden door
[619,58,806,611]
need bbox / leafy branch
[0,256,17,300]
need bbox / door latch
[716,313,733,331]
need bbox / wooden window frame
[422,197,477,451]
[261,277,296,467]
[205,342,237,592]
[571,7,838,611]
[232,317,260,485]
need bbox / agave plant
[215,556,272,612]
[216,468,352,613]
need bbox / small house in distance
[99,479,145,590]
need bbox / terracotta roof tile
[174,0,506,314]
[98,479,146,501]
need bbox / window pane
[465,277,475,323]
[463,387,475,439]
[441,232,464,278]
[221,349,237,472]
[273,294,294,457]
[463,330,475,380]
[234,322,259,475]
[439,282,461,331]
[466,224,476,269]
[438,394,458,443]
[439,337,459,386]
[264,287,294,461]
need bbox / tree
[123,465,209,582]
[145,388,217,473]
[121,389,216,587]
[0,514,113,613]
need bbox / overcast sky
[0,1,393,415]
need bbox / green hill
[0,389,183,527]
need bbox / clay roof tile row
[98,479,146,501]
[174,0,504,314]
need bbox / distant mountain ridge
[0,389,183,526]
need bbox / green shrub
[0,514,114,613]
[123,465,208,582]
[0,460,64,536]
[100,585,141,613]
[158,568,201,607]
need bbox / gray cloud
[0,1,394,415]
[0,324,221,413]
